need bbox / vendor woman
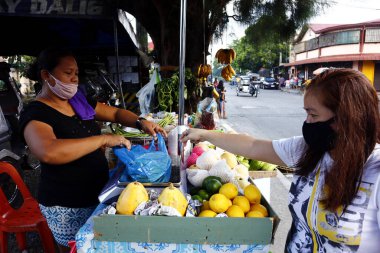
[19,46,166,253]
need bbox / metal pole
[203,0,206,65]
[113,12,126,109]
[177,0,188,167]
[178,0,187,125]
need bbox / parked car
[259,77,279,89]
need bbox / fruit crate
[93,182,280,246]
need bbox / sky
[209,0,380,63]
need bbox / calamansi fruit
[246,210,265,218]
[232,196,250,213]
[250,203,268,217]
[219,182,238,200]
[244,184,261,204]
[201,201,210,211]
[209,193,232,213]
[204,179,223,194]
[198,189,210,201]
[198,210,217,217]
[226,205,245,217]
[191,195,203,202]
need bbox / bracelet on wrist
[135,117,147,130]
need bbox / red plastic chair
[0,161,56,253]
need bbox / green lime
[204,178,223,195]
[202,176,222,189]
[191,195,203,202]
[198,189,210,200]
[189,187,202,196]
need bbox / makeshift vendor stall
[75,139,279,253]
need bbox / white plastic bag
[136,67,161,114]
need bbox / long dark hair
[296,68,380,210]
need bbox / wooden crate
[93,194,280,245]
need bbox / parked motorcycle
[0,62,40,208]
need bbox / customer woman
[19,47,166,253]
[181,69,380,253]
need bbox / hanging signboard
[0,0,111,18]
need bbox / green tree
[231,36,288,74]
[119,0,328,71]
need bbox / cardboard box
[93,189,280,245]
[249,169,278,179]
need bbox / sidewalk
[280,87,304,95]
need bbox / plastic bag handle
[156,133,168,154]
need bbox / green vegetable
[157,113,175,128]
[113,124,150,138]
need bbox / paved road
[221,85,306,253]
[223,85,305,139]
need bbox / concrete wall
[362,43,380,54]
[320,44,360,57]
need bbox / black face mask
[302,118,336,151]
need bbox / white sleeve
[272,136,307,168]
[376,175,380,230]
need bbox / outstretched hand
[180,128,206,144]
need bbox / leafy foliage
[235,0,330,45]
[122,0,327,68]
[5,55,35,78]
[231,36,288,74]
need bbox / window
[306,38,319,51]
[365,28,380,43]
[319,30,360,47]
[294,42,306,53]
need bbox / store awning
[284,54,380,67]
[0,0,137,56]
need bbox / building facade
[285,19,380,90]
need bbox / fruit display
[249,159,277,171]
[186,142,251,192]
[189,175,268,218]
[236,155,277,172]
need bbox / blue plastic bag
[113,134,171,183]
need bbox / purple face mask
[46,73,78,100]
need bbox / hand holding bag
[113,134,171,183]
